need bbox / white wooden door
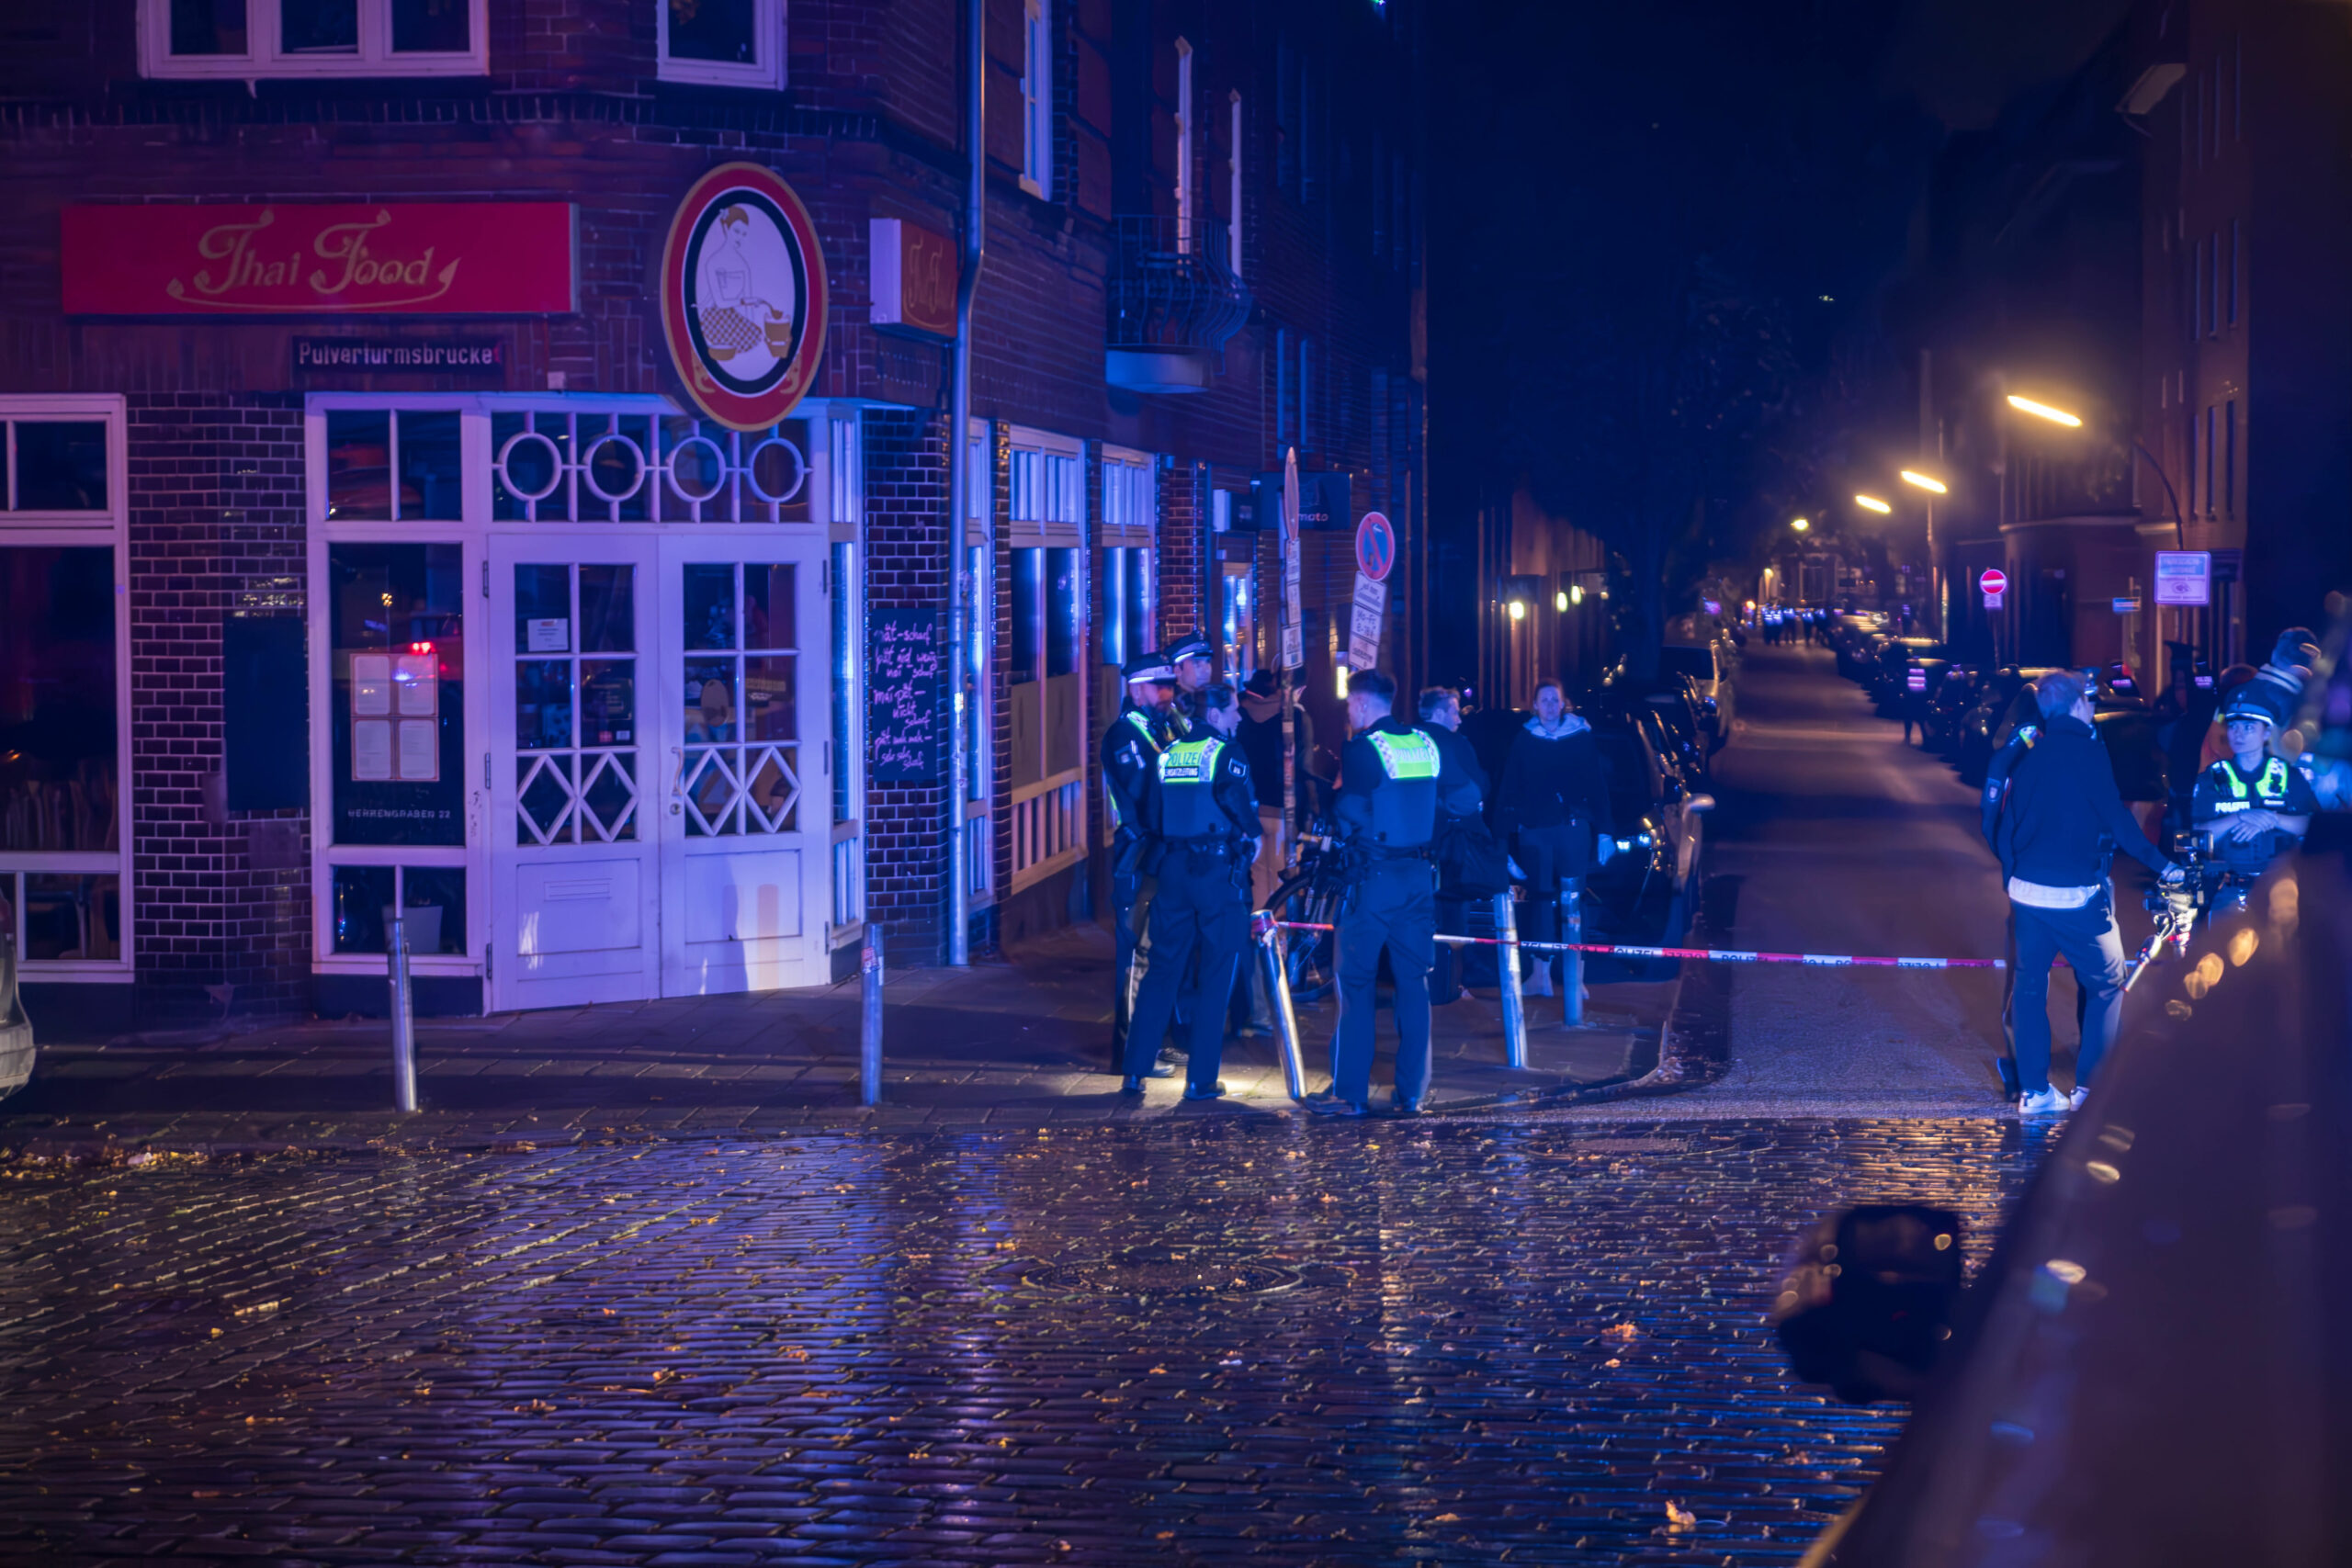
[656,536,831,995]
[487,536,662,1011]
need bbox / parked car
[1921,662,1984,754]
[1870,638,1953,712]
[1581,704,1712,976]
[1659,638,1736,747]
[1951,666,2062,785]
[1591,671,1714,781]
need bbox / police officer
[1119,682,1259,1098]
[1165,633,1216,735]
[1103,650,1179,1075]
[1307,670,1479,1118]
[2191,689,2317,897]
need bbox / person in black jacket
[1416,685,1488,1003]
[1492,680,1614,998]
[1986,670,2184,1118]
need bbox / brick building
[0,0,1426,1035]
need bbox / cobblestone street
[0,1116,2052,1566]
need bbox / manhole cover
[1530,1137,1688,1158]
[1021,1246,1304,1297]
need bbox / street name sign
[2154,550,2211,606]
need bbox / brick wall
[125,393,311,1025]
[1155,457,1209,649]
[859,405,950,963]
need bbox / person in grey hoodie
[1493,680,1614,998]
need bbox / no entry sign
[1354,511,1396,582]
[1978,568,2007,597]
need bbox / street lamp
[1792,517,1810,532]
[1854,493,1892,514]
[2006,391,2184,548]
[1899,470,1947,494]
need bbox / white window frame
[1099,445,1157,548]
[1021,0,1054,198]
[139,0,491,80]
[658,0,786,90]
[1228,91,1246,278]
[0,395,133,983]
[1174,39,1195,253]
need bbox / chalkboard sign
[869,607,943,782]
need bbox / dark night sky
[1427,0,2136,613]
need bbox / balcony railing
[1107,214,1252,355]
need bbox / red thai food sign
[60,203,576,315]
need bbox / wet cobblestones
[0,1118,2052,1565]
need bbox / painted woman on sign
[695,204,798,377]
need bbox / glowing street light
[1854,493,1892,514]
[1791,517,1810,532]
[1508,599,1526,621]
[2006,394,2082,427]
[1899,469,1948,494]
[1570,583,1584,604]
[1554,590,1569,612]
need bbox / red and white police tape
[1251,916,2005,971]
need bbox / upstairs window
[141,0,489,78]
[1021,0,1054,197]
[1174,39,1195,252]
[660,0,786,89]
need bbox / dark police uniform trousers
[1120,839,1251,1089]
[1331,853,1439,1106]
[1102,704,1164,1070]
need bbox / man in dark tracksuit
[1120,683,1259,1098]
[1103,651,1179,1076]
[1307,670,1480,1118]
[1492,679,1614,998]
[1988,671,2183,1117]
[1416,684,1488,1002]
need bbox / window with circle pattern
[491,411,812,525]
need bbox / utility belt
[1143,833,1249,880]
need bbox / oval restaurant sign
[61,203,576,315]
[661,163,829,433]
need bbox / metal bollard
[860,926,884,1107]
[1494,891,1528,1069]
[1561,881,1586,1028]
[387,915,418,1113]
[1261,924,1309,1101]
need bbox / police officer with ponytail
[1308,670,1480,1118]
[1120,682,1260,1098]
[2192,687,2317,892]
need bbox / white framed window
[1021,0,1054,197]
[1228,91,1246,277]
[659,0,786,90]
[140,0,489,80]
[1006,427,1083,543]
[1174,39,1195,253]
[0,396,131,981]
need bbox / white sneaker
[2067,1084,2089,1111]
[2018,1088,2068,1117]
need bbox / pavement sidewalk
[0,925,1675,1156]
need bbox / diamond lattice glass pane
[581,752,639,841]
[518,756,573,843]
[746,748,797,833]
[683,749,740,837]
[744,654,796,741]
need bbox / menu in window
[868,607,941,783]
[352,652,440,783]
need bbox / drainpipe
[945,0,985,966]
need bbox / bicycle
[1261,822,1348,1006]
[2125,831,2254,991]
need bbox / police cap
[2220,689,2279,728]
[1166,634,1214,665]
[1122,651,1178,684]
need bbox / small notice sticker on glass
[527,618,570,653]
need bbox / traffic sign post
[1346,510,1394,673]
[1354,511,1395,582]
[1977,568,2007,597]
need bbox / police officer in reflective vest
[1165,633,1216,736]
[1307,670,1480,1118]
[1119,682,1259,1097]
[1103,651,1180,1075]
[2192,689,2317,893]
